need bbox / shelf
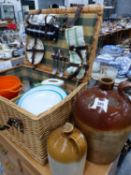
[0,56,24,73]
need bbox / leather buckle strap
[67,63,89,80]
[61,6,82,30]
[69,45,88,51]
[69,45,88,62]
[66,6,83,28]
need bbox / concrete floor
[117,150,131,175]
[116,134,131,175]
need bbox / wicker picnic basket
[0,5,103,164]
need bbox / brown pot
[47,122,87,175]
[73,78,131,164]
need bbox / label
[90,98,109,113]
[0,61,12,71]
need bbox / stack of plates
[18,85,67,115]
[100,45,124,57]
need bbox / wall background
[65,0,89,6]
[37,0,64,9]
[116,0,131,16]
[0,0,23,23]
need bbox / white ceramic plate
[18,85,67,115]
[26,38,44,65]
[23,85,67,98]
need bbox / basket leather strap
[26,10,42,25]
[62,6,82,28]
[67,45,88,80]
[31,37,38,65]
[69,45,88,63]
[67,63,88,80]
[0,118,24,133]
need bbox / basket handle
[0,125,10,131]
[0,118,24,133]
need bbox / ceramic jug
[73,78,131,164]
[47,122,87,175]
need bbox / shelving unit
[0,56,24,73]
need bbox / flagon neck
[99,78,114,91]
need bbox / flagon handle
[62,122,87,160]
[69,130,87,160]
[118,81,131,103]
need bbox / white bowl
[41,78,64,87]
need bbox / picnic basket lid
[24,5,103,83]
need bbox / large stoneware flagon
[74,78,131,164]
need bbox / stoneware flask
[47,122,87,175]
[73,78,131,164]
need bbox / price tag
[90,98,109,113]
[0,61,12,71]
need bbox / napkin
[65,26,87,79]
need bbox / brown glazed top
[47,123,87,163]
[74,79,131,131]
